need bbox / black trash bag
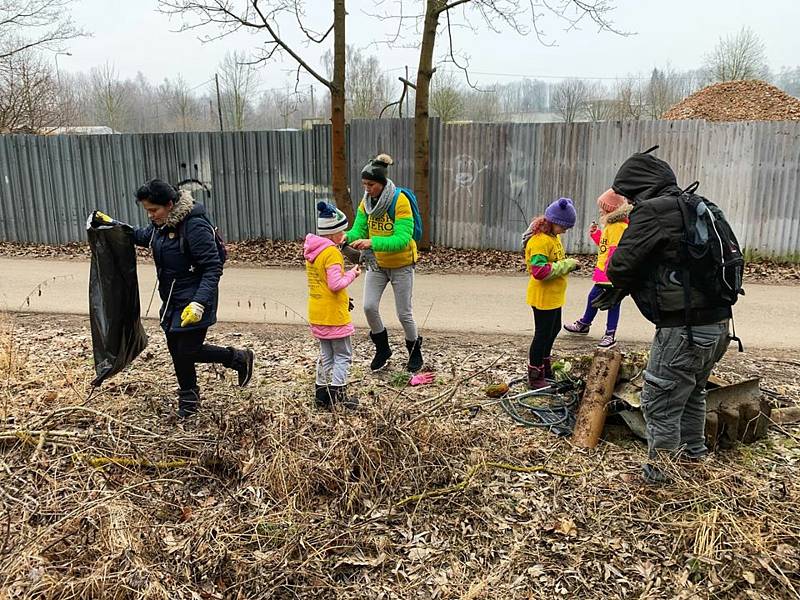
[88,224,148,386]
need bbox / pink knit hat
[597,188,627,214]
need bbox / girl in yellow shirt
[564,189,630,348]
[522,198,579,389]
[304,202,361,409]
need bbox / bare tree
[0,48,61,132]
[340,46,393,118]
[323,45,396,119]
[159,0,353,221]
[378,0,621,248]
[0,0,86,59]
[496,78,548,116]
[775,66,800,97]
[160,74,203,131]
[551,78,590,123]
[275,88,299,128]
[583,81,614,122]
[429,70,464,122]
[463,85,499,122]
[703,26,769,83]
[612,77,646,120]
[644,66,686,119]
[89,63,129,132]
[218,51,258,131]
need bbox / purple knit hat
[544,197,577,229]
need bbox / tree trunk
[330,0,354,223]
[572,347,622,448]
[413,0,442,251]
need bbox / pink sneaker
[563,320,590,335]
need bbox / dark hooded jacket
[133,190,222,333]
[607,153,731,327]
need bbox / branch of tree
[250,1,332,87]
[293,3,334,44]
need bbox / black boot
[314,385,332,409]
[369,329,392,371]
[405,336,424,373]
[177,387,200,418]
[229,347,255,387]
[329,385,359,410]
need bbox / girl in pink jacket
[563,189,630,348]
[304,202,361,409]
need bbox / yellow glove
[87,210,114,229]
[94,210,113,223]
[180,302,205,327]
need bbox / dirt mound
[663,80,800,122]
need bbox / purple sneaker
[563,320,590,335]
[598,332,617,348]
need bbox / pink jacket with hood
[303,233,359,339]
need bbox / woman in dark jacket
[97,179,254,417]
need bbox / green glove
[545,258,578,280]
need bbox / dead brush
[1,316,800,598]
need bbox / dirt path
[0,257,796,349]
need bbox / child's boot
[330,385,359,410]
[314,385,332,409]
[563,320,590,335]
[369,329,392,371]
[527,364,547,390]
[543,356,553,379]
[598,330,617,349]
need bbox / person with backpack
[89,179,254,417]
[346,154,424,373]
[594,148,742,484]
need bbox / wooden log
[771,406,800,425]
[572,347,623,449]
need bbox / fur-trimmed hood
[601,202,632,225]
[164,189,195,228]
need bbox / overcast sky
[60,0,799,94]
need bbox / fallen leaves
[0,314,798,599]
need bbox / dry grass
[1,314,799,599]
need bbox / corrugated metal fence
[1,119,798,257]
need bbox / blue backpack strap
[387,187,402,221]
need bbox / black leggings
[165,328,233,391]
[529,307,562,366]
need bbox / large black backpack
[676,181,745,348]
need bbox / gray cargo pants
[641,321,730,460]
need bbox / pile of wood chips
[663,80,800,121]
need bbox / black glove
[591,287,628,311]
[348,297,355,312]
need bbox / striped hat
[316,201,348,235]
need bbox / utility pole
[214,73,224,132]
[405,66,410,117]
